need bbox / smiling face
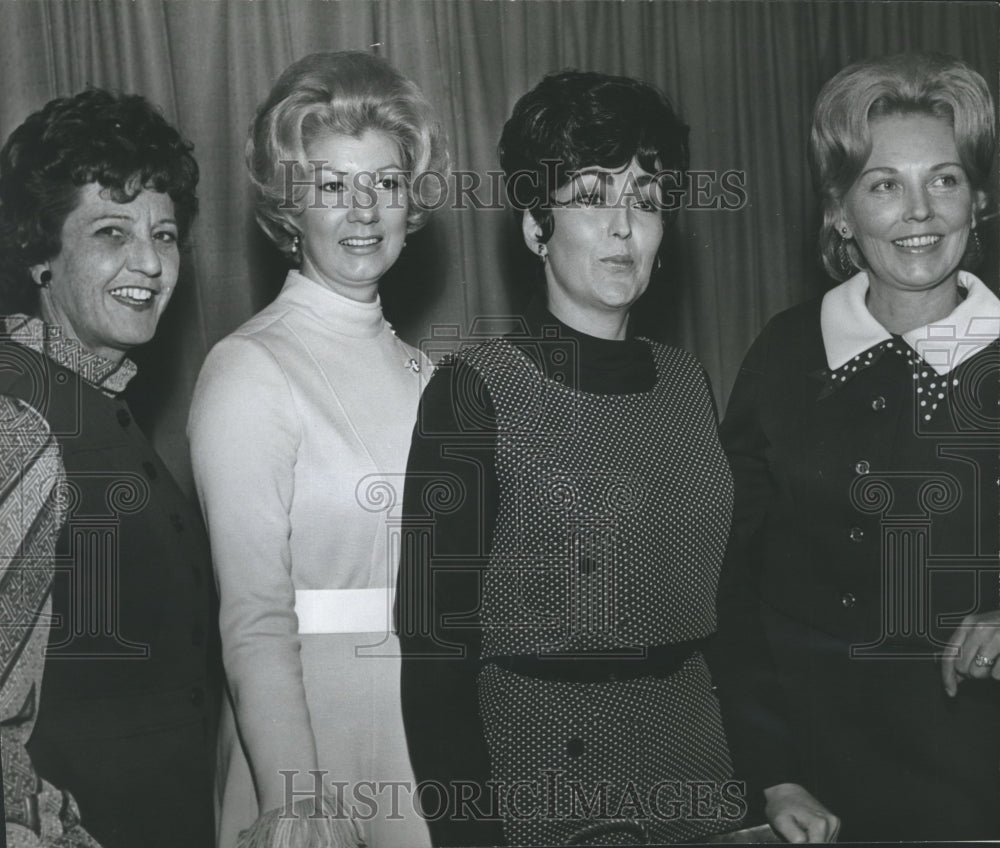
[290,130,409,303]
[840,113,982,298]
[34,183,179,363]
[527,157,664,338]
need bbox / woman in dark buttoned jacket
[713,52,1000,843]
[0,89,219,848]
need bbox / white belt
[294,588,391,634]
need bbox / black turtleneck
[397,298,659,847]
[512,295,656,394]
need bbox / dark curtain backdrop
[0,0,995,491]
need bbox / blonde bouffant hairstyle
[246,51,449,261]
[808,52,995,280]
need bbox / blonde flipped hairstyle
[808,52,995,280]
[246,51,449,259]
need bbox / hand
[763,783,840,843]
[942,610,1000,697]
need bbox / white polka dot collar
[820,270,1000,377]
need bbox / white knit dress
[188,270,431,848]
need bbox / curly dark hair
[0,88,199,313]
[498,70,689,241]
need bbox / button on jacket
[712,272,1000,841]
[1,316,220,848]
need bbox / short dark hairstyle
[498,70,689,241]
[0,88,199,313]
[809,52,995,280]
[246,50,449,260]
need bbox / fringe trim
[237,796,366,848]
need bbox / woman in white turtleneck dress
[187,52,447,848]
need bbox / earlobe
[833,205,852,240]
[29,264,52,289]
[521,210,545,255]
[973,190,988,218]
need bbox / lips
[600,254,634,269]
[892,234,942,249]
[340,236,382,248]
[109,286,157,307]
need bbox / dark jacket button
[142,461,158,480]
[848,526,865,543]
[841,592,857,608]
[116,408,131,427]
[854,460,870,475]
[871,396,886,411]
[566,737,585,758]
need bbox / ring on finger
[973,653,997,668]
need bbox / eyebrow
[567,169,656,187]
[859,162,964,178]
[315,162,404,176]
[87,212,178,227]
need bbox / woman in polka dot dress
[714,54,1000,843]
[397,71,740,846]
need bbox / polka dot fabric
[479,657,734,845]
[462,337,733,656]
[457,337,737,844]
[820,337,965,423]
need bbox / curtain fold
[0,0,995,490]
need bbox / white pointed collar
[820,270,1000,376]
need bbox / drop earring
[38,270,52,288]
[836,227,855,277]
[966,220,982,266]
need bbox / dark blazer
[1,340,220,848]
[711,295,1000,842]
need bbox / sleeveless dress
[2,315,218,848]
[398,302,739,846]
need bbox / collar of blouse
[2,313,137,395]
[820,270,1000,377]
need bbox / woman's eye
[154,230,178,245]
[376,175,402,191]
[321,179,345,193]
[575,191,605,207]
[632,197,658,212]
[932,173,959,188]
[871,179,897,192]
[96,226,126,239]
